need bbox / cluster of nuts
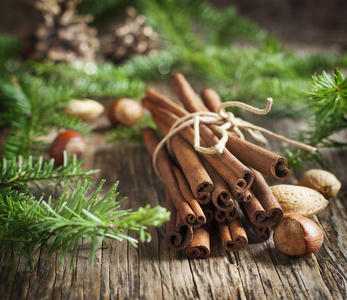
[50,97,144,165]
[270,169,341,257]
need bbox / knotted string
[152,98,317,177]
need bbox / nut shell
[270,184,328,217]
[107,98,143,127]
[65,99,104,121]
[299,169,341,198]
[49,130,85,165]
[273,214,324,257]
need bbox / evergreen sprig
[1,179,170,276]
[106,115,156,147]
[309,68,347,124]
[0,34,21,61]
[285,69,347,168]
[0,154,98,194]
[0,70,91,157]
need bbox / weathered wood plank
[1,114,346,300]
[245,241,293,300]
[52,250,78,299]
[2,249,33,299]
[26,247,56,300]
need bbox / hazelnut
[65,98,104,121]
[273,214,324,257]
[298,169,341,198]
[49,130,85,165]
[107,98,143,127]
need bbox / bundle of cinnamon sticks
[141,73,288,258]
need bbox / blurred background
[1,0,346,50]
[213,0,347,49]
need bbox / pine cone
[101,7,160,64]
[24,0,100,63]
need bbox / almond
[269,184,329,217]
[65,98,104,121]
[298,169,341,198]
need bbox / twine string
[152,98,317,177]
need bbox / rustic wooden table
[1,86,346,300]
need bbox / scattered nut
[107,98,143,127]
[270,184,329,217]
[49,130,85,165]
[65,98,104,121]
[273,214,324,257]
[299,169,341,198]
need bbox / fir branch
[0,154,98,195]
[285,69,347,168]
[140,0,202,52]
[1,115,35,159]
[0,76,31,122]
[0,179,170,275]
[0,187,43,275]
[77,0,130,18]
[77,0,132,27]
[305,68,347,147]
[185,0,266,44]
[116,49,182,80]
[0,70,91,157]
[0,35,21,61]
[309,69,347,120]
[28,61,147,99]
[106,115,156,146]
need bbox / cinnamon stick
[250,167,283,225]
[172,165,206,225]
[240,205,272,242]
[201,203,215,224]
[240,168,282,226]
[141,127,199,226]
[233,189,252,203]
[218,218,248,252]
[200,87,290,182]
[225,206,239,221]
[185,225,211,258]
[151,113,212,204]
[201,158,235,211]
[143,93,253,193]
[215,206,238,223]
[239,190,266,226]
[200,88,221,113]
[172,73,208,113]
[169,75,254,191]
[170,135,213,202]
[249,222,272,242]
[165,189,194,250]
[215,209,227,223]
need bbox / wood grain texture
[1,112,346,300]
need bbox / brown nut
[299,169,341,198]
[65,98,104,121]
[270,184,328,217]
[273,214,324,257]
[49,130,85,165]
[107,98,143,127]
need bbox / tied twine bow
[152,98,317,177]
